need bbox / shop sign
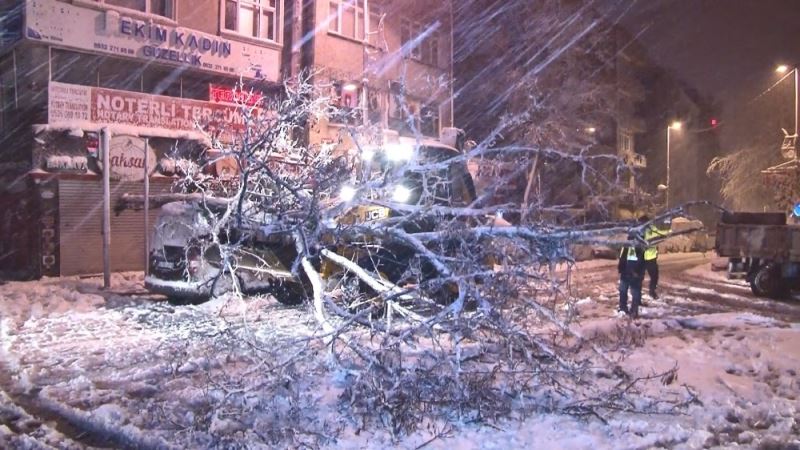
[104,136,157,182]
[49,82,263,141]
[209,84,265,106]
[26,0,278,81]
[45,155,88,173]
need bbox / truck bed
[716,222,800,262]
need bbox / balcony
[623,151,647,168]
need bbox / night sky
[619,0,800,114]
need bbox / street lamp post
[775,64,798,138]
[665,121,682,208]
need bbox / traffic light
[710,118,718,128]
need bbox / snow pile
[0,260,799,449]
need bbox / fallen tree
[123,69,714,446]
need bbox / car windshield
[401,145,476,207]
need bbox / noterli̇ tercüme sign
[48,82,260,136]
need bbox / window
[97,0,175,19]
[142,66,182,98]
[329,81,362,125]
[99,59,144,91]
[420,104,439,137]
[366,8,382,46]
[51,50,226,102]
[329,0,372,41]
[223,0,281,43]
[51,49,100,87]
[389,83,415,135]
[619,129,633,153]
[388,82,438,137]
[366,89,383,125]
[400,18,440,67]
[0,56,14,135]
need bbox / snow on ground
[1,259,800,449]
[0,273,335,448]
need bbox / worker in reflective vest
[618,240,646,318]
[641,215,670,299]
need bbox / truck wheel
[750,264,788,299]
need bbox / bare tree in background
[455,0,635,223]
[707,145,785,211]
[707,58,797,212]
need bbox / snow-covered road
[1,255,799,449]
[0,273,326,448]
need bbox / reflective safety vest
[620,246,640,261]
[644,225,669,261]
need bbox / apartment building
[289,0,454,151]
[0,0,454,279]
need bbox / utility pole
[101,127,111,289]
[794,68,798,138]
[666,126,671,209]
[143,137,150,276]
[665,121,682,209]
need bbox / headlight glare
[339,185,356,202]
[392,185,412,203]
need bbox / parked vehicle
[144,200,308,304]
[715,211,798,298]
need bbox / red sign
[85,131,99,157]
[209,84,264,106]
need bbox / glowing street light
[774,64,799,138]
[666,121,683,208]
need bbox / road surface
[1,254,799,449]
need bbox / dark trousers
[619,276,642,315]
[645,259,659,296]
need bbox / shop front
[27,81,255,277]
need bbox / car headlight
[392,185,412,203]
[339,185,356,202]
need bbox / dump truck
[715,211,799,298]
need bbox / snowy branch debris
[114,67,708,446]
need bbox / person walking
[641,215,669,300]
[618,238,646,319]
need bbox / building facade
[292,0,454,151]
[0,0,454,279]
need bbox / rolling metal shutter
[59,179,173,276]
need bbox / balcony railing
[623,151,647,168]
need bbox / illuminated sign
[209,84,264,106]
[26,0,279,80]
